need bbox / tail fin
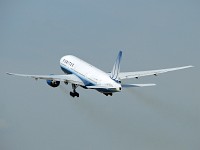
[110,51,122,81]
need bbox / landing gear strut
[70,84,79,98]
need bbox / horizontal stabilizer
[122,84,156,88]
[86,86,115,89]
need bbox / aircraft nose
[60,56,65,64]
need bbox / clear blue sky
[1,0,199,150]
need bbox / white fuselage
[60,55,121,93]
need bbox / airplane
[6,51,193,97]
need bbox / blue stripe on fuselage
[60,66,72,74]
[60,65,117,93]
[60,65,94,86]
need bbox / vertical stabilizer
[110,51,122,81]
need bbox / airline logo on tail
[110,51,122,81]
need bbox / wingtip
[181,65,194,69]
[147,83,156,86]
[185,65,194,69]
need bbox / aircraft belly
[96,88,118,93]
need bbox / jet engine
[46,80,60,88]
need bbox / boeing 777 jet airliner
[7,51,193,97]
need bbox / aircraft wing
[6,72,85,86]
[118,66,193,80]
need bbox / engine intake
[46,80,60,88]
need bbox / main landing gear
[103,93,113,96]
[70,84,79,98]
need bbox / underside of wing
[6,72,85,86]
[119,66,193,80]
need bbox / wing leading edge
[118,65,193,80]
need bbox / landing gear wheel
[70,92,79,98]
[76,92,79,97]
[103,93,113,96]
[70,92,75,97]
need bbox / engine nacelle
[46,80,60,88]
